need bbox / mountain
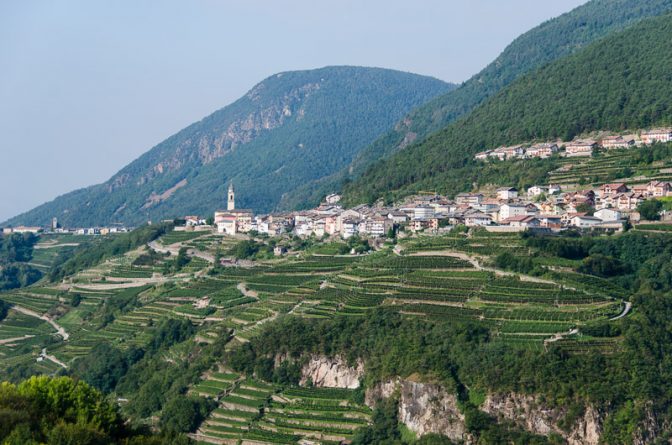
[4,67,452,227]
[281,0,672,209]
[344,12,672,204]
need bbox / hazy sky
[0,0,587,222]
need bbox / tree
[575,202,595,215]
[159,396,211,434]
[637,199,663,221]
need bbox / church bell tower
[227,182,235,211]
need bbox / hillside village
[6,134,672,244]
[474,127,672,160]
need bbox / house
[387,211,408,224]
[642,128,672,144]
[487,149,507,161]
[475,150,492,161]
[539,200,563,215]
[647,181,672,197]
[498,145,525,159]
[273,246,288,256]
[616,193,645,211]
[526,143,558,159]
[538,215,562,229]
[527,185,548,198]
[496,187,518,200]
[10,226,42,234]
[600,135,635,150]
[184,216,201,226]
[594,208,622,222]
[571,215,602,228]
[413,205,435,220]
[325,193,341,204]
[601,183,629,196]
[464,212,492,227]
[502,215,540,228]
[548,184,562,195]
[565,139,597,157]
[361,217,391,237]
[499,204,527,221]
[341,220,359,239]
[411,218,439,232]
[215,213,237,234]
[455,193,484,206]
[230,209,254,233]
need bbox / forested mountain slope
[276,0,672,210]
[344,12,672,204]
[4,67,451,227]
[350,0,672,169]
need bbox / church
[214,183,254,234]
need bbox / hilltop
[344,12,672,205]
[3,66,452,228]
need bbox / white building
[464,212,492,227]
[499,204,527,221]
[341,220,359,239]
[571,215,602,228]
[325,193,342,204]
[413,205,435,220]
[496,187,518,200]
[527,186,548,198]
[642,128,672,144]
[594,208,622,222]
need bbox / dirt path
[409,250,558,285]
[148,240,214,263]
[12,305,69,341]
[544,328,579,351]
[237,282,258,299]
[40,348,68,369]
[0,335,35,345]
[610,301,632,321]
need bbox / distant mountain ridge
[4,66,452,227]
[344,12,672,204]
[281,0,672,209]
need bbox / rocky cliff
[482,393,601,445]
[299,355,364,389]
[365,378,466,442]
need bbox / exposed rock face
[299,355,363,389]
[365,379,466,442]
[482,393,601,445]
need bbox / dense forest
[314,0,672,205]
[0,375,191,444]
[4,67,451,228]
[0,233,42,291]
[344,12,672,205]
[281,0,672,211]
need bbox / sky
[0,0,587,222]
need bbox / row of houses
[474,128,672,161]
[1,226,130,236]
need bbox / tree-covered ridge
[4,66,451,228]
[0,375,179,444]
[344,0,672,177]
[0,233,42,291]
[344,12,672,205]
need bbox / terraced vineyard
[548,145,672,188]
[193,376,371,445]
[0,227,630,392]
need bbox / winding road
[12,305,69,341]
